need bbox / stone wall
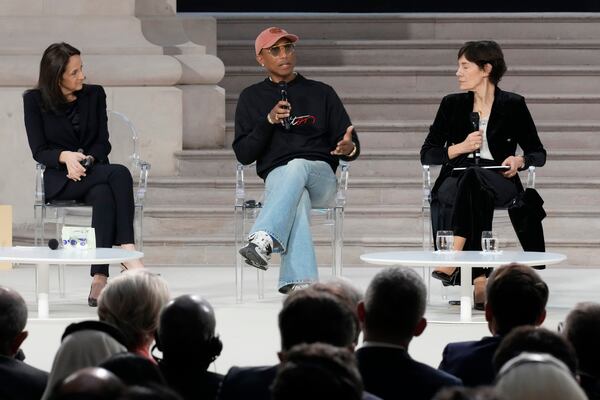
[0,0,225,227]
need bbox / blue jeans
[250,159,337,290]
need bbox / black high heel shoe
[88,284,98,307]
[431,268,460,286]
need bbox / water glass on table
[436,230,454,252]
[481,231,500,252]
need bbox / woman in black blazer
[24,43,144,307]
[420,41,546,305]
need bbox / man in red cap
[234,26,360,294]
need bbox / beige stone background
[0,0,224,230]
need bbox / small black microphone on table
[48,238,59,250]
[278,82,291,131]
[469,112,481,165]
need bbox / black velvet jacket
[420,88,547,253]
[421,87,546,193]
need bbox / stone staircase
[117,14,600,267]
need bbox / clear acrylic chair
[33,110,150,296]
[234,161,349,303]
[421,163,536,300]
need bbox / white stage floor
[1,263,598,374]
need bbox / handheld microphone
[48,238,59,250]
[469,112,481,165]
[278,82,291,131]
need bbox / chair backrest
[106,110,140,171]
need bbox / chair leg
[234,206,245,303]
[332,207,344,278]
[135,205,144,251]
[422,206,433,303]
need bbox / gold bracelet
[347,142,357,157]
[267,113,276,125]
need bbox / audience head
[359,267,427,345]
[433,386,502,400]
[493,326,577,375]
[156,294,222,370]
[495,352,587,400]
[47,367,124,400]
[99,352,166,387]
[311,279,363,342]
[42,321,127,400]
[457,40,507,85]
[563,301,600,377]
[98,270,170,353]
[271,342,363,400]
[485,263,548,335]
[278,288,356,352]
[0,286,28,357]
[36,42,82,112]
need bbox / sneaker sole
[239,247,269,270]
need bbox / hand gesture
[330,126,355,156]
[267,100,291,125]
[501,155,524,178]
[461,130,483,155]
[59,151,87,181]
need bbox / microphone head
[470,112,480,130]
[48,238,59,250]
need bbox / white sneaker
[278,283,311,294]
[239,231,273,270]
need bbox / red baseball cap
[255,27,299,56]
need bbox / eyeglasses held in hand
[265,43,295,57]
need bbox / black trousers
[436,166,518,279]
[50,164,135,277]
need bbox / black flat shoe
[431,268,460,286]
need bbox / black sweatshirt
[233,73,360,180]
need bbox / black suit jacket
[356,346,462,400]
[0,355,49,400]
[24,84,111,199]
[159,363,223,400]
[420,88,547,252]
[218,364,382,400]
[438,335,502,387]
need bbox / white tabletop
[0,246,143,264]
[360,250,566,268]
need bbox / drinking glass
[436,230,454,252]
[481,231,499,252]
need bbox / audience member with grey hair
[42,321,128,400]
[439,263,548,386]
[356,268,461,400]
[98,270,170,360]
[0,286,49,400]
[563,302,600,400]
[271,342,363,400]
[495,352,587,400]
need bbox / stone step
[146,176,600,208]
[174,149,600,178]
[221,65,600,95]
[216,14,600,41]
[140,205,600,240]
[218,39,600,66]
[224,121,600,150]
[225,93,600,122]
